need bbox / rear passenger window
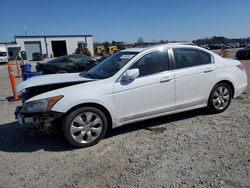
[199,50,212,64]
[173,48,203,69]
[130,50,169,77]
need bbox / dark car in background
[236,45,250,60]
[208,44,230,50]
[208,44,221,50]
[36,54,97,74]
[32,52,44,61]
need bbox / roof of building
[0,42,17,45]
[15,34,93,38]
[0,34,93,44]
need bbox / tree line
[192,36,250,45]
[94,36,250,46]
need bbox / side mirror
[123,68,139,81]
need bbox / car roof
[122,42,197,53]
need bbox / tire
[208,83,232,113]
[63,107,108,148]
[56,69,68,74]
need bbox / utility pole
[24,24,27,36]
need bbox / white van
[0,46,8,63]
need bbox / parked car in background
[240,42,246,48]
[236,45,250,60]
[200,44,210,50]
[0,46,8,63]
[36,54,97,74]
[219,44,230,49]
[234,43,241,48]
[32,52,44,61]
[208,44,221,50]
[15,44,247,148]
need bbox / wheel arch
[64,102,113,130]
[213,80,235,97]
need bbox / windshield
[0,52,7,57]
[82,52,138,79]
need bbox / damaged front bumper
[15,106,64,133]
[15,106,32,124]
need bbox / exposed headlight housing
[22,95,63,113]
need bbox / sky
[1,0,250,43]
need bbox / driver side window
[130,50,169,77]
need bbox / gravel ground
[0,51,249,188]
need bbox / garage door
[24,41,42,60]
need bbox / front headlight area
[21,95,63,113]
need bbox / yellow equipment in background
[108,46,118,55]
[94,42,133,56]
[95,45,106,55]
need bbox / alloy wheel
[212,86,230,110]
[70,112,103,144]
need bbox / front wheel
[208,83,232,113]
[63,107,108,148]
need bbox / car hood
[16,73,94,93]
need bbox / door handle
[204,68,214,73]
[160,76,172,83]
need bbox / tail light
[236,64,246,72]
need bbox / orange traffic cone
[8,62,19,101]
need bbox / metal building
[1,34,94,60]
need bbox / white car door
[113,50,175,124]
[172,48,216,109]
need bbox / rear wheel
[63,107,108,148]
[208,83,232,113]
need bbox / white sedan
[15,44,248,147]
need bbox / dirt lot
[0,51,249,188]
